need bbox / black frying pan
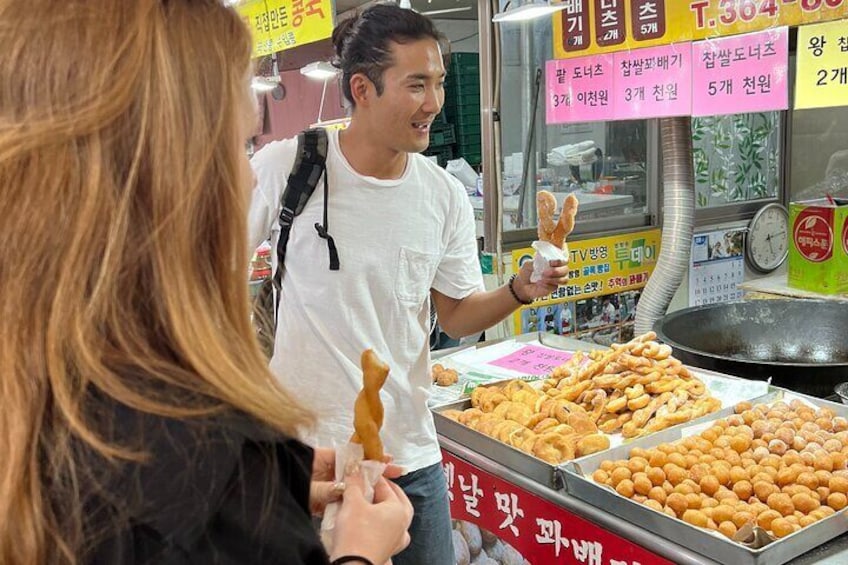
[654,300,848,398]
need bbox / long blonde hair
[0,1,312,562]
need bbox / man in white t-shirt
[248,5,569,564]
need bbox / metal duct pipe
[635,117,695,335]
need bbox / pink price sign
[692,27,789,117]
[546,54,615,124]
[487,345,573,376]
[613,43,693,120]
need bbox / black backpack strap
[272,128,337,322]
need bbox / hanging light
[300,61,339,80]
[492,0,566,23]
[252,53,281,92]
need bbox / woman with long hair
[0,1,411,563]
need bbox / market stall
[432,333,848,564]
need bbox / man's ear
[349,73,372,107]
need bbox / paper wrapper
[530,240,568,283]
[319,442,387,554]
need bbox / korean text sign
[442,450,675,564]
[236,0,333,57]
[613,43,693,120]
[546,55,615,124]
[511,229,660,335]
[796,20,848,110]
[553,0,848,59]
[692,27,789,117]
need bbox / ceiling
[335,0,478,20]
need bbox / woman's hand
[309,448,404,516]
[330,473,413,565]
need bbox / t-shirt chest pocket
[395,247,439,304]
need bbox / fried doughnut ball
[829,476,848,494]
[777,467,800,487]
[827,492,848,511]
[729,466,749,484]
[796,472,819,491]
[666,493,688,517]
[649,450,668,468]
[599,460,616,472]
[718,521,737,539]
[733,480,754,501]
[792,493,821,514]
[754,481,779,502]
[735,401,753,413]
[767,493,795,517]
[711,504,735,524]
[633,473,653,496]
[592,469,610,485]
[645,499,664,512]
[769,517,795,539]
[627,456,649,474]
[648,486,667,506]
[732,511,756,529]
[610,467,632,487]
[685,493,702,510]
[616,479,635,498]
[666,465,687,486]
[630,447,649,459]
[682,509,709,528]
[757,509,782,531]
[700,475,720,497]
[647,466,666,487]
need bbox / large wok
[654,300,848,398]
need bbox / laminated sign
[796,19,848,110]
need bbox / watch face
[747,204,789,272]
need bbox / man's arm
[431,260,569,339]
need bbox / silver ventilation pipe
[635,117,695,335]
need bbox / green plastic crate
[424,147,454,167]
[446,81,480,97]
[448,111,482,129]
[456,131,481,147]
[446,72,479,87]
[449,53,480,74]
[428,123,456,147]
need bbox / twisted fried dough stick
[536,191,579,249]
[350,349,390,461]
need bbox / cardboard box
[788,199,848,295]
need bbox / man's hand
[513,259,569,302]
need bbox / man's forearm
[433,284,525,339]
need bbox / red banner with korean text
[442,450,675,564]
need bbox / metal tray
[432,368,765,491]
[433,398,569,489]
[562,390,848,565]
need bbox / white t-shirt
[248,129,484,471]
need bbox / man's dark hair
[331,3,446,106]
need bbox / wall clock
[745,203,789,273]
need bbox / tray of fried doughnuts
[432,332,734,490]
[562,390,848,565]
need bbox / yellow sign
[236,0,334,58]
[796,20,848,109]
[553,1,848,60]
[511,229,660,336]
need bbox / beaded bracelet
[508,274,533,306]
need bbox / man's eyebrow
[405,72,447,81]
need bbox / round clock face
[746,204,789,273]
